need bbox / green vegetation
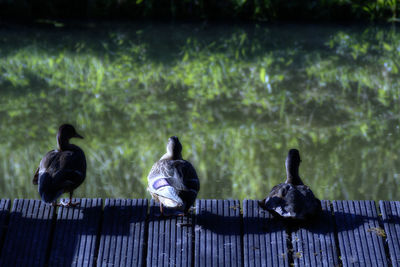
[1,23,400,201]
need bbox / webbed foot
[60,199,80,207]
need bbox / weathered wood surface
[0,199,10,252]
[243,199,289,267]
[332,200,388,267]
[0,199,397,267]
[97,199,147,267]
[48,198,102,267]
[379,201,400,267]
[147,199,193,267]
[291,200,339,267]
[0,199,54,267]
[195,199,242,267]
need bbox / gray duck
[147,136,200,216]
[33,124,86,206]
[259,149,321,220]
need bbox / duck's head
[285,149,303,185]
[57,124,83,150]
[285,149,301,168]
[166,136,182,160]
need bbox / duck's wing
[174,160,199,192]
[260,183,292,216]
[38,172,65,203]
[148,160,175,189]
[174,160,199,211]
[34,149,62,185]
[36,150,59,176]
[295,185,322,217]
[36,150,62,203]
[37,148,86,198]
[57,148,87,189]
[33,168,39,185]
[263,183,321,220]
[147,160,184,207]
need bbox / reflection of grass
[0,24,400,201]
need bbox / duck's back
[262,183,321,220]
[173,159,200,209]
[58,146,86,184]
[148,159,199,210]
[38,145,86,193]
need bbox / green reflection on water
[1,23,399,201]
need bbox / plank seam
[21,199,35,265]
[352,201,366,264]
[331,201,343,267]
[0,199,10,261]
[286,225,294,266]
[393,202,400,264]
[378,201,393,266]
[367,200,384,265]
[44,205,57,267]
[240,203,244,267]
[190,211,195,267]
[92,199,104,267]
[142,199,150,267]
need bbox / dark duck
[33,124,86,207]
[259,149,321,220]
[147,136,200,216]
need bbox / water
[1,23,399,201]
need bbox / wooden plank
[332,200,387,267]
[194,199,242,267]
[146,199,194,267]
[291,200,339,267]
[97,199,147,267]
[0,199,11,251]
[379,201,400,267]
[0,199,55,267]
[48,198,102,267]
[243,199,289,267]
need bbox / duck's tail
[151,185,184,208]
[38,172,64,203]
[258,199,267,210]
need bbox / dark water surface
[1,23,399,201]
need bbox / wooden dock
[0,199,399,267]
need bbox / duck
[258,149,321,220]
[147,136,200,216]
[33,124,86,207]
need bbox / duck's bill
[75,133,84,139]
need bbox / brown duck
[259,149,321,220]
[33,124,86,206]
[147,136,200,216]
